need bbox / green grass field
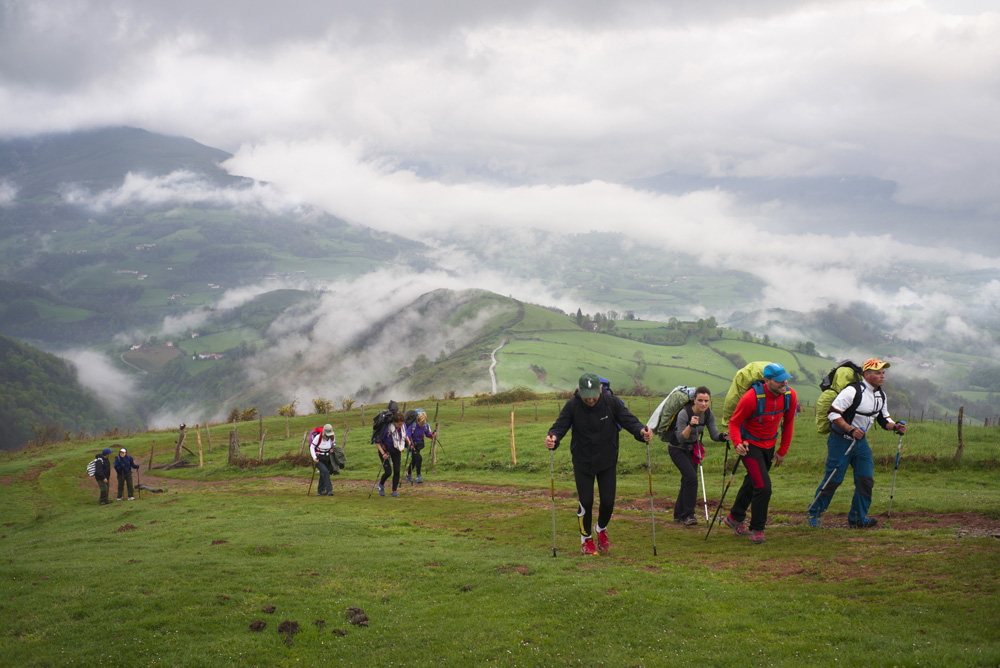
[1,398,998,667]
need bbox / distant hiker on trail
[724,363,797,544]
[310,424,338,497]
[406,411,435,484]
[377,412,411,498]
[668,386,728,526]
[807,358,907,529]
[545,373,654,556]
[113,447,140,501]
[94,448,112,506]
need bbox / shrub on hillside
[471,387,541,405]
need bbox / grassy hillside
[1,400,997,667]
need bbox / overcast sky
[3,0,999,330]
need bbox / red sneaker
[581,537,598,556]
[595,528,610,553]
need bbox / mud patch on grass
[277,620,299,645]
[249,620,266,632]
[112,524,137,533]
[496,564,530,576]
[347,606,369,626]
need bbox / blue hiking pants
[809,433,874,522]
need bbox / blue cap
[101,448,113,456]
[762,363,792,383]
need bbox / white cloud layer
[60,348,138,410]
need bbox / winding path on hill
[488,338,507,394]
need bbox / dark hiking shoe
[807,513,822,528]
[849,517,878,529]
[406,474,413,483]
[723,514,749,537]
[581,537,598,556]
[683,517,699,526]
[415,475,423,483]
[596,529,611,552]
[749,530,766,544]
[377,484,385,497]
[391,491,399,498]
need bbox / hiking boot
[377,484,385,497]
[128,497,135,501]
[848,517,878,529]
[596,528,611,553]
[749,530,766,544]
[391,491,399,498]
[807,513,822,528]
[683,517,699,526]
[415,475,423,483]
[581,537,598,556]
[406,474,413,483]
[723,514,749,537]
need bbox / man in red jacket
[723,363,798,544]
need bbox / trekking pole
[549,449,557,558]
[807,437,859,515]
[136,468,141,500]
[307,460,316,496]
[698,433,709,521]
[367,454,387,499]
[705,455,743,541]
[643,437,657,556]
[886,423,906,522]
[404,448,413,486]
[699,463,709,521]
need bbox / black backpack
[370,400,399,444]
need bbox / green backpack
[816,361,864,434]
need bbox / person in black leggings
[668,386,728,525]
[545,373,653,555]
[376,413,410,498]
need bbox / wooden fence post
[173,424,187,462]
[196,424,203,467]
[147,441,155,471]
[510,409,517,465]
[461,401,465,422]
[299,430,309,456]
[285,414,290,439]
[953,406,965,464]
[258,429,267,462]
[228,428,240,465]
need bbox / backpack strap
[741,381,791,443]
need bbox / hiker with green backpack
[806,358,907,529]
[720,363,798,545]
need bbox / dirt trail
[128,468,1000,538]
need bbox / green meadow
[2,398,998,668]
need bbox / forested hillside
[0,335,117,450]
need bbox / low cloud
[59,170,302,214]
[60,348,139,411]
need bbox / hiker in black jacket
[94,448,113,505]
[545,373,653,555]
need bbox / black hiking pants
[573,460,616,538]
[380,449,401,491]
[668,446,698,521]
